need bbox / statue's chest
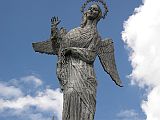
[64,27,94,48]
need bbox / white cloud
[0,83,23,99]
[122,0,160,88]
[0,76,63,120]
[20,75,43,87]
[117,109,143,120]
[141,86,160,120]
[122,0,160,120]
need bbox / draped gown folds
[56,26,100,120]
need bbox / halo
[80,0,109,19]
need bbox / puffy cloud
[0,83,23,99]
[20,75,43,87]
[0,88,62,111]
[122,0,160,120]
[0,76,63,120]
[117,109,143,120]
[122,0,160,88]
[141,86,160,120]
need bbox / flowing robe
[57,26,100,120]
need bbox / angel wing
[32,39,57,55]
[32,27,68,55]
[98,38,122,87]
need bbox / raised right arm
[32,17,63,55]
[50,16,61,40]
[50,17,67,55]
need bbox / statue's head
[86,4,102,21]
[80,0,108,27]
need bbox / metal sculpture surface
[32,0,122,120]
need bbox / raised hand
[50,16,61,38]
[51,16,61,28]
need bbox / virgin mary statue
[32,1,122,120]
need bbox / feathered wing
[32,27,68,55]
[32,40,56,55]
[98,38,122,87]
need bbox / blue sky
[1,0,160,120]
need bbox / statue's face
[86,4,100,20]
